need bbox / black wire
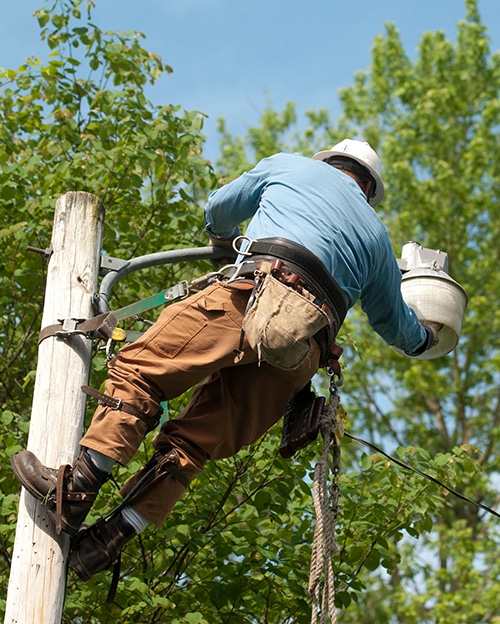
[344,432,500,520]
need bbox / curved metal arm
[94,246,234,314]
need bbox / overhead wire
[344,432,500,520]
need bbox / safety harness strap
[38,312,117,345]
[81,385,161,432]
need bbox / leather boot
[69,512,136,581]
[10,449,108,535]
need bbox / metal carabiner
[164,280,190,301]
[327,364,344,392]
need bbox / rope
[309,393,343,624]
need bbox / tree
[212,1,500,622]
[0,0,215,412]
[324,0,500,620]
[1,0,499,622]
[0,0,217,619]
[1,3,338,622]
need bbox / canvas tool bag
[242,270,329,371]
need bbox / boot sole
[10,453,78,535]
[10,453,56,505]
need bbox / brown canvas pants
[80,281,320,526]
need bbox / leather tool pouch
[279,382,325,458]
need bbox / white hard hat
[313,139,385,207]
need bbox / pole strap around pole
[38,311,117,344]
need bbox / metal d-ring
[232,235,256,256]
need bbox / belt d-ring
[232,235,256,256]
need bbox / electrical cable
[345,432,500,520]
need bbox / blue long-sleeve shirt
[204,152,426,353]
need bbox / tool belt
[227,237,348,367]
[243,237,347,327]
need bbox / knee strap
[120,450,189,509]
[81,385,161,432]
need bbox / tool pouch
[279,382,325,458]
[242,272,329,370]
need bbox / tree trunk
[5,192,104,624]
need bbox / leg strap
[120,450,189,509]
[82,385,161,432]
[55,464,71,534]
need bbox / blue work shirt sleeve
[360,240,427,353]
[204,163,270,239]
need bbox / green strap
[109,269,231,342]
[112,282,189,321]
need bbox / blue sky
[1,0,499,161]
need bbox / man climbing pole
[11,139,440,584]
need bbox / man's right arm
[360,240,432,354]
[404,322,440,356]
[204,162,270,240]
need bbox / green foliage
[0,0,216,414]
[207,0,500,621]
[329,0,500,620]
[61,428,317,623]
[2,0,500,622]
[0,0,215,619]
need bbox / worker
[10,139,439,582]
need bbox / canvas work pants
[80,281,320,526]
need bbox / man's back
[205,151,426,352]
[207,152,391,307]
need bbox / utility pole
[5,192,105,624]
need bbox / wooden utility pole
[5,192,105,624]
